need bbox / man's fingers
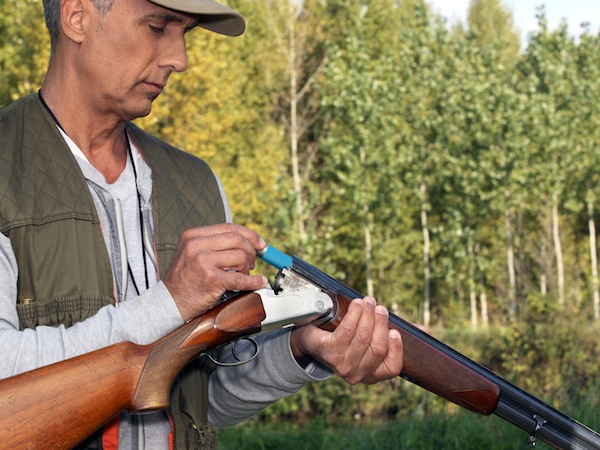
[290,296,404,386]
[351,305,392,380]
[179,225,265,271]
[357,329,403,385]
[181,223,265,251]
[193,248,255,274]
[386,329,403,374]
[221,271,268,292]
[332,298,366,348]
[336,298,376,377]
[164,223,269,322]
[330,298,404,385]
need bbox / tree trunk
[552,192,565,305]
[505,208,517,322]
[480,289,489,328]
[468,240,478,329]
[361,147,374,297]
[587,198,600,320]
[288,7,306,242]
[420,182,431,328]
[540,238,548,296]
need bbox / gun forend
[271,258,500,415]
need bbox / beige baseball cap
[149,0,245,36]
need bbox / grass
[217,411,568,449]
[219,412,550,450]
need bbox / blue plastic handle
[259,245,293,270]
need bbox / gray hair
[43,0,116,55]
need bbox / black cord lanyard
[126,134,150,296]
[39,91,66,133]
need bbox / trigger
[200,338,259,367]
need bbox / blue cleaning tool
[258,244,293,270]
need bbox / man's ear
[60,0,87,44]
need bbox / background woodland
[1,0,598,431]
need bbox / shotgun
[0,287,333,449]
[259,244,600,450]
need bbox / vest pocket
[16,294,115,329]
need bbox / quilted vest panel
[0,94,226,449]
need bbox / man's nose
[159,36,189,73]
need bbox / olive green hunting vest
[0,94,226,449]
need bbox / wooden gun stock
[0,291,264,449]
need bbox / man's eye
[149,25,165,33]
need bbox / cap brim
[149,0,245,36]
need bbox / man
[0,0,403,448]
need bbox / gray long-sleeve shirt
[0,130,330,448]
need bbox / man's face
[79,0,198,121]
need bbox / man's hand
[163,223,268,322]
[289,297,403,385]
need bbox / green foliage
[480,310,600,406]
[0,0,49,107]
[466,0,520,67]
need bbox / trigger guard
[201,337,259,367]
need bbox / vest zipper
[167,408,177,449]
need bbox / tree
[316,0,410,300]
[0,0,49,107]
[518,10,578,307]
[258,0,333,249]
[466,0,523,323]
[467,0,520,67]
[390,0,458,327]
[570,26,600,320]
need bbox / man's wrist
[290,327,313,368]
